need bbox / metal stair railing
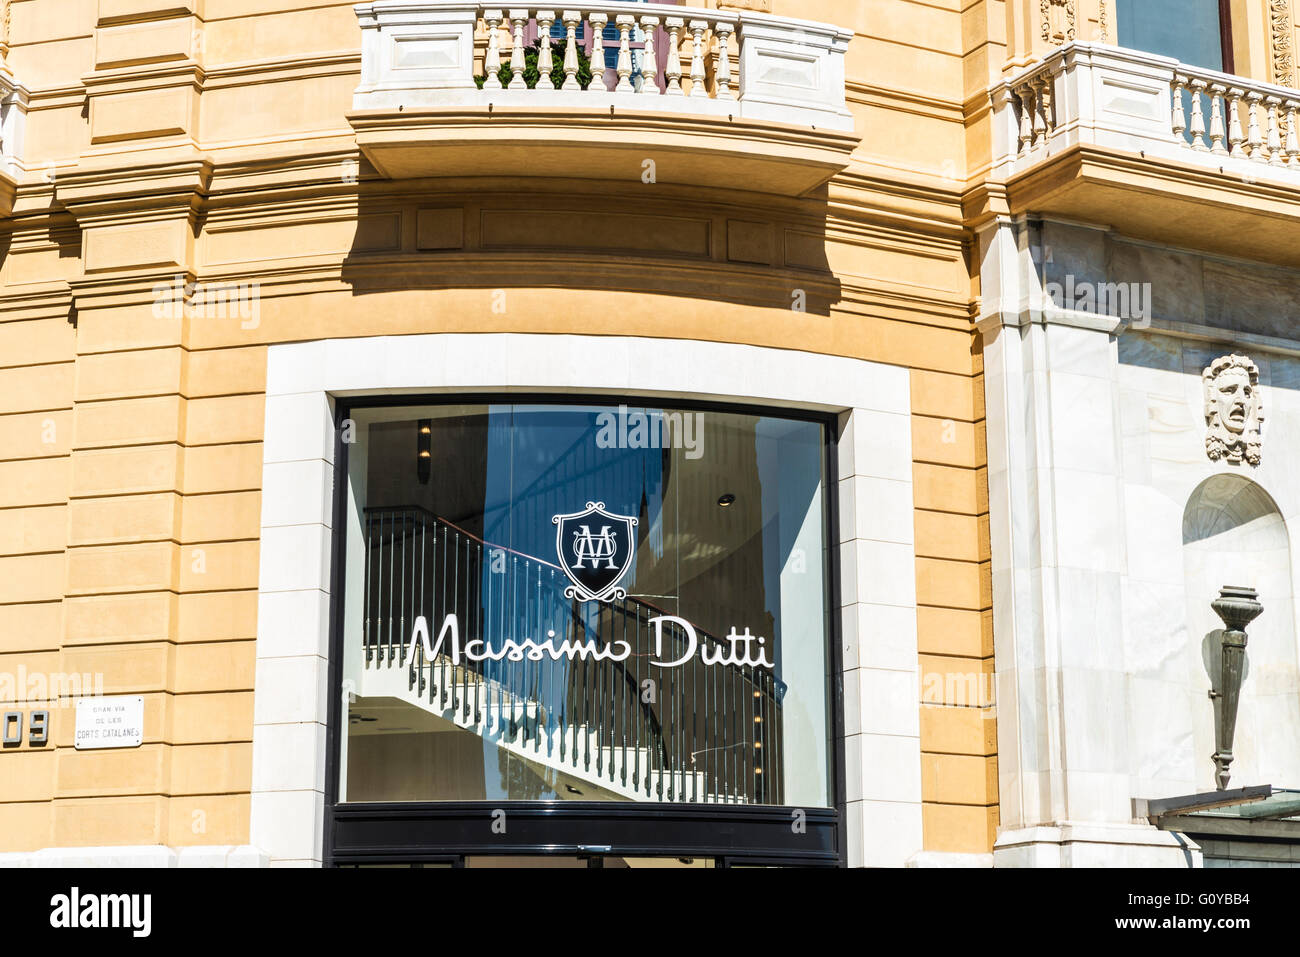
[361,504,785,804]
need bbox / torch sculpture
[1209,585,1263,790]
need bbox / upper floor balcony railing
[995,42,1300,179]
[989,41,1300,266]
[348,0,858,196]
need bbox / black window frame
[322,392,848,867]
[1219,0,1235,75]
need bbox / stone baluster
[615,15,634,91]
[688,20,708,98]
[664,18,684,95]
[1246,92,1264,160]
[1031,76,1048,147]
[1207,84,1227,154]
[560,11,580,90]
[997,88,1017,157]
[1227,88,1245,157]
[1188,80,1208,151]
[535,10,556,89]
[1287,102,1300,168]
[1017,85,1033,154]
[638,15,659,94]
[1266,96,1284,166]
[507,9,528,90]
[715,21,734,101]
[1171,76,1186,141]
[589,13,608,93]
[483,10,504,90]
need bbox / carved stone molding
[1041,0,1077,44]
[1204,354,1264,467]
[1098,0,1109,43]
[1270,0,1295,88]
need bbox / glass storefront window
[337,401,833,808]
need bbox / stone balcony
[348,0,858,196]
[0,59,30,215]
[989,42,1300,268]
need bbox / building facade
[0,0,1295,867]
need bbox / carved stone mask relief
[1204,354,1264,466]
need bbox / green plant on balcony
[475,37,596,90]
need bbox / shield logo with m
[552,501,638,603]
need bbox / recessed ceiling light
[717,493,735,507]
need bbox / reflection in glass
[1117,0,1224,70]
[339,403,831,807]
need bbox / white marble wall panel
[981,214,1300,866]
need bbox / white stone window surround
[250,333,922,867]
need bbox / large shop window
[337,401,834,810]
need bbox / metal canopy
[1141,785,1272,819]
[1143,785,1300,841]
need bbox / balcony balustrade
[995,42,1300,178]
[349,0,858,195]
[989,41,1300,267]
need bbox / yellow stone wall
[36,0,1296,855]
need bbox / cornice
[836,280,972,328]
[52,155,213,222]
[1005,142,1300,216]
[81,59,206,94]
[0,281,74,323]
[68,267,196,311]
[824,215,964,263]
[347,105,862,156]
[95,2,202,28]
[833,163,965,207]
[975,304,1122,337]
[24,86,86,110]
[202,51,360,89]
[1138,315,1300,360]
[828,168,967,241]
[844,81,965,124]
[961,179,1010,232]
[203,144,367,202]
